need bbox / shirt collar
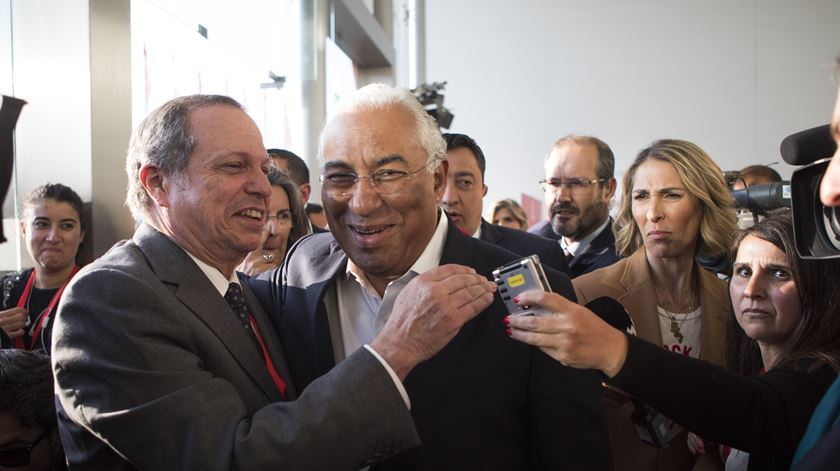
[346,210,448,294]
[471,222,482,239]
[561,216,610,257]
[184,250,240,297]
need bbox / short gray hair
[125,94,244,220]
[317,83,446,173]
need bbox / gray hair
[316,83,446,174]
[125,94,244,220]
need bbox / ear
[482,183,488,198]
[433,159,449,200]
[139,164,171,208]
[603,177,617,201]
[299,183,311,204]
[19,218,27,238]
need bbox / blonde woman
[572,139,738,471]
[490,198,529,231]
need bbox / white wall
[426,0,840,211]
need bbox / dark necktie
[224,282,287,399]
[563,247,574,263]
[224,283,260,350]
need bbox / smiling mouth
[350,225,389,236]
[237,209,264,221]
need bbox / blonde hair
[490,199,528,231]
[614,139,737,258]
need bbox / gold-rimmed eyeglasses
[320,161,433,198]
[539,177,606,195]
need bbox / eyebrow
[453,171,476,179]
[632,187,686,193]
[322,154,409,172]
[732,261,791,271]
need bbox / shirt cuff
[363,344,411,409]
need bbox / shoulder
[573,257,630,302]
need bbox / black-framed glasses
[539,177,606,194]
[0,428,50,467]
[320,161,433,198]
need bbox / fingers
[515,289,575,313]
[0,308,28,338]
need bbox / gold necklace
[653,286,695,344]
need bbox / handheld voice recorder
[492,255,551,316]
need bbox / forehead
[27,199,80,220]
[322,106,426,168]
[735,235,788,264]
[632,159,683,188]
[187,105,267,164]
[446,147,481,175]
[545,142,599,177]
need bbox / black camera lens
[821,204,840,252]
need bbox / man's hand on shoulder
[370,264,496,380]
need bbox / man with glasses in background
[251,84,611,470]
[530,135,620,278]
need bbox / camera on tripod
[782,124,840,259]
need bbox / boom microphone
[780,124,836,166]
[585,296,636,335]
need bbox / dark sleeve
[794,424,840,470]
[53,267,419,470]
[610,335,836,464]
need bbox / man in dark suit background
[252,84,610,470]
[51,94,495,470]
[439,132,569,274]
[530,134,620,278]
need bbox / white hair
[317,83,446,173]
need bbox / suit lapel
[618,248,663,345]
[403,223,486,410]
[479,219,502,245]
[135,224,284,402]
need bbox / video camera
[781,124,839,259]
[411,81,454,129]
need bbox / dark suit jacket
[251,220,612,470]
[528,219,559,240]
[479,219,569,274]
[529,218,619,278]
[52,224,418,470]
[612,336,837,471]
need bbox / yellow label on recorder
[507,274,525,288]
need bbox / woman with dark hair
[0,183,85,353]
[507,211,840,470]
[237,167,308,276]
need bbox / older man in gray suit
[50,95,495,470]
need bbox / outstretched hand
[505,290,629,377]
[371,264,496,380]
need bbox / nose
[742,271,765,299]
[347,175,384,215]
[440,180,457,207]
[646,196,664,222]
[820,152,840,207]
[248,166,272,198]
[266,217,279,237]
[45,224,60,242]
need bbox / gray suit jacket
[52,224,418,470]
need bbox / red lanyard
[14,266,80,350]
[248,316,287,399]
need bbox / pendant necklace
[654,286,694,344]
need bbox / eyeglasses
[320,162,433,198]
[539,178,606,194]
[0,428,50,467]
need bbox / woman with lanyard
[1,183,84,354]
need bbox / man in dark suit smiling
[252,84,610,470]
